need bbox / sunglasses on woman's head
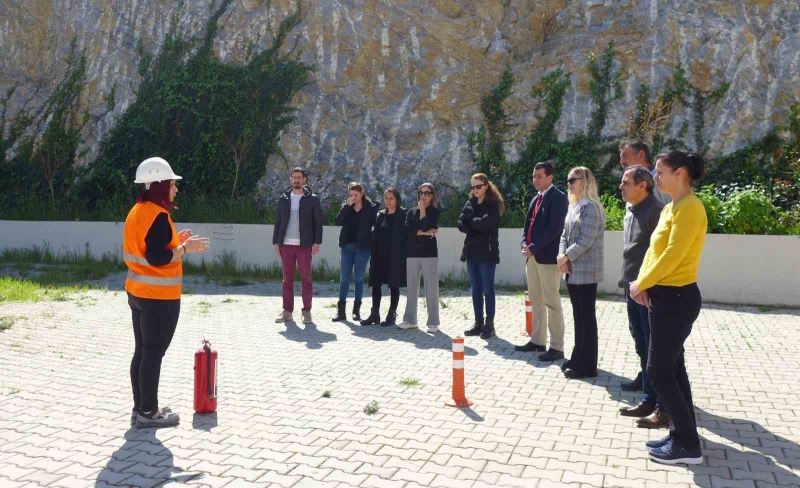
[567,177,581,184]
[470,184,485,190]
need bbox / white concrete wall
[1,220,798,306]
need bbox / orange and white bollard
[521,291,533,336]
[445,336,473,408]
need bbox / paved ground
[1,276,799,488]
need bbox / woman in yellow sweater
[630,150,707,465]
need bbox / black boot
[480,318,495,339]
[332,300,347,322]
[360,307,380,326]
[352,300,362,321]
[464,317,484,336]
[380,309,397,327]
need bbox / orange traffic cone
[521,291,533,336]
[445,336,473,408]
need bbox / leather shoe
[514,342,546,352]
[636,407,670,429]
[619,401,657,418]
[563,368,597,379]
[621,372,643,391]
[560,359,573,372]
[538,349,564,362]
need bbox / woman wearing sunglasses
[557,167,605,380]
[399,183,440,333]
[459,173,505,339]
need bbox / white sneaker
[275,310,292,323]
[397,321,417,330]
[135,408,180,428]
[426,325,439,334]
[131,406,171,425]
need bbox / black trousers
[566,282,598,375]
[128,293,180,413]
[646,283,701,449]
[372,284,400,312]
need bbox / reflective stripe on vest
[122,252,150,266]
[126,270,182,286]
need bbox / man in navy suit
[515,160,569,361]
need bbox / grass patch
[0,316,16,331]
[0,276,88,303]
[221,297,236,303]
[398,377,421,388]
[321,390,332,398]
[363,401,380,415]
[184,251,340,283]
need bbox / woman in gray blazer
[557,166,605,379]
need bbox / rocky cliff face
[1,0,799,195]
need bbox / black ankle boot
[380,309,397,327]
[464,318,484,336]
[332,300,347,322]
[360,307,380,326]
[480,318,496,339]
[352,300,362,321]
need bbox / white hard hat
[134,157,182,185]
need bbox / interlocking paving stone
[1,280,799,487]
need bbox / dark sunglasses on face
[567,177,581,184]
[419,191,433,196]
[470,184,485,190]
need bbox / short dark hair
[620,140,652,164]
[655,150,706,182]
[534,160,555,176]
[290,167,308,177]
[624,166,655,193]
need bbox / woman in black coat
[459,173,504,339]
[361,187,407,326]
[333,182,379,322]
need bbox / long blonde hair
[567,166,603,210]
[470,173,506,215]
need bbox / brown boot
[636,406,670,429]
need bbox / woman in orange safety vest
[123,157,209,428]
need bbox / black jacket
[521,186,568,264]
[369,207,408,287]
[457,198,500,264]
[335,200,379,250]
[406,206,439,258]
[272,186,323,247]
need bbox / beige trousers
[525,257,565,351]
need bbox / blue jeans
[626,288,657,406]
[338,244,370,301]
[466,259,496,322]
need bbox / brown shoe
[636,407,670,429]
[619,401,656,418]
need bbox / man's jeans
[338,243,370,302]
[626,288,657,406]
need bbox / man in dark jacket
[617,165,671,430]
[515,160,569,361]
[272,167,323,324]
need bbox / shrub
[720,187,780,234]
[696,185,723,233]
[601,194,624,231]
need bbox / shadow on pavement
[279,319,337,349]
[192,412,218,432]
[688,408,800,487]
[95,428,199,487]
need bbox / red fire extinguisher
[194,339,217,414]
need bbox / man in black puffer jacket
[272,167,323,324]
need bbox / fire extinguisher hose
[206,342,214,399]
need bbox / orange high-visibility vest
[123,201,183,300]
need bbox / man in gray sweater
[617,166,671,430]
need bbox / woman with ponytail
[630,150,708,465]
[459,173,505,339]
